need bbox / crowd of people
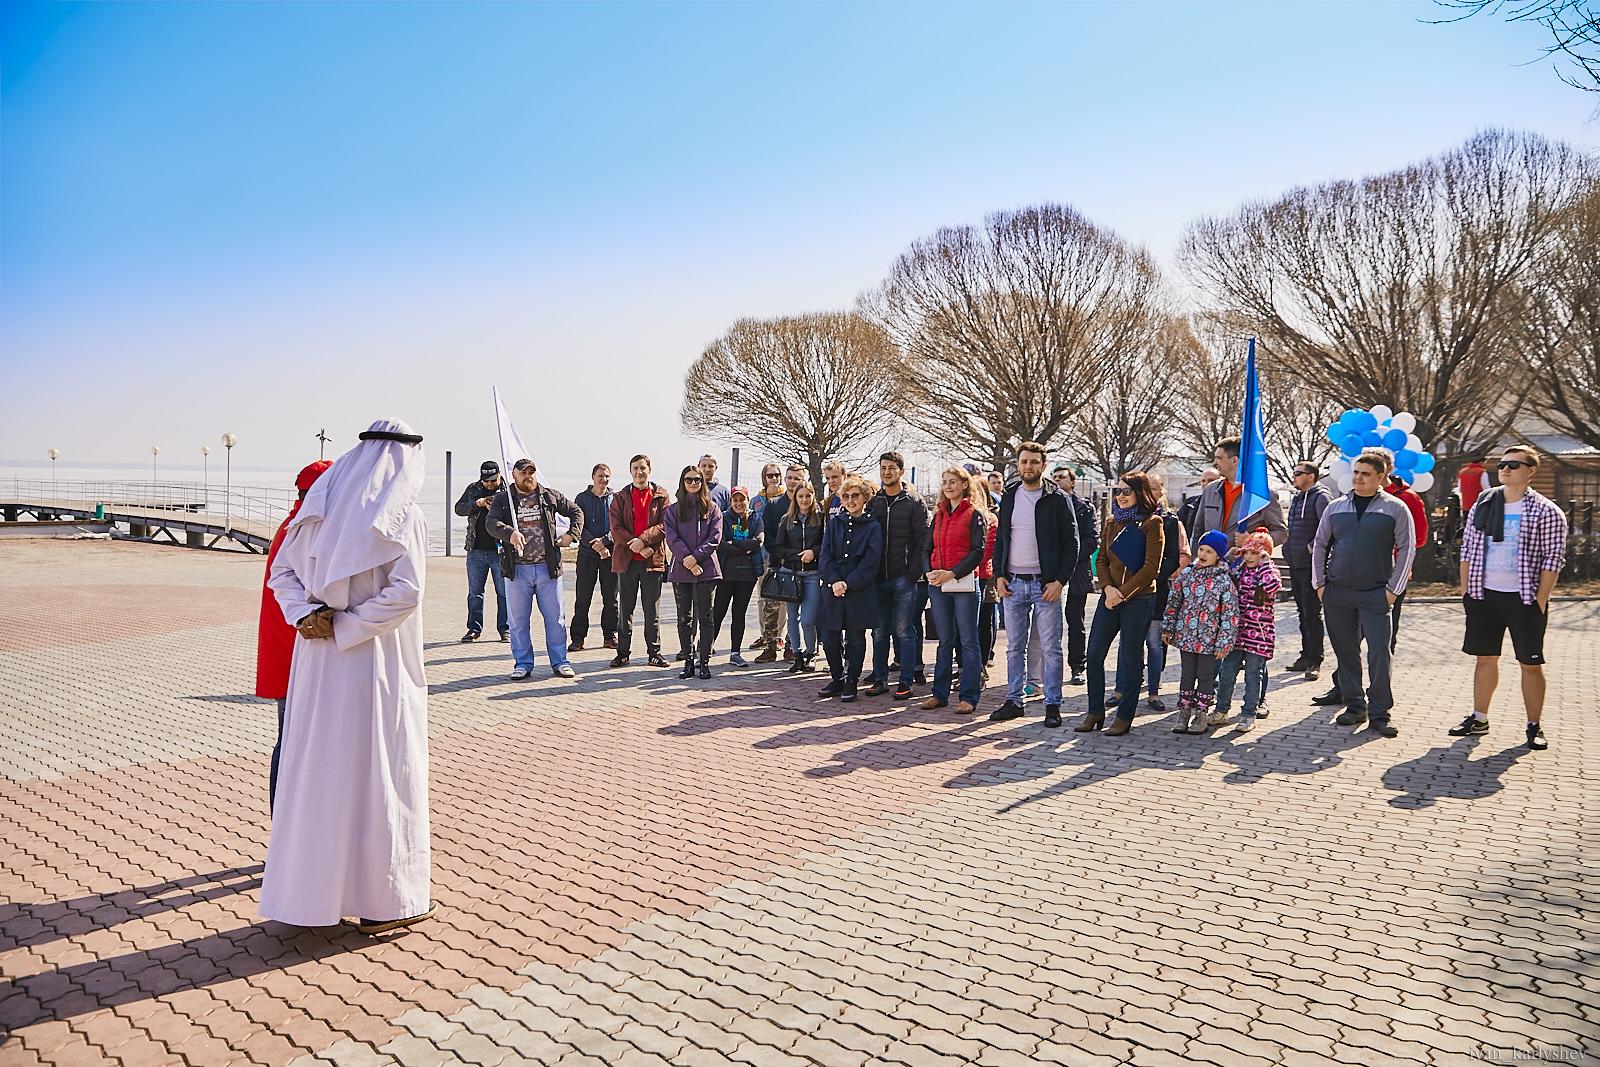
[253,421,1571,933]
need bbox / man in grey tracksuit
[1310,449,1416,738]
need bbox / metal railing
[2,477,295,539]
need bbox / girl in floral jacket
[1160,530,1239,734]
[1217,530,1283,733]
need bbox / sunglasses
[765,472,780,478]
[841,491,865,500]
[1113,487,1134,497]
[684,476,703,484]
[1497,460,1531,471]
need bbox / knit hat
[1240,530,1274,556]
[1197,530,1230,559]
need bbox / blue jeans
[1086,593,1157,722]
[871,574,919,685]
[465,548,509,636]
[508,564,570,671]
[1145,618,1167,696]
[786,574,823,657]
[928,587,982,705]
[1003,578,1063,704]
[1216,648,1269,719]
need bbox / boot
[1074,712,1105,733]
[1172,690,1194,734]
[1188,692,1214,734]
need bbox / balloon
[1326,422,1346,445]
[1406,433,1423,453]
[1362,430,1384,448]
[1414,452,1436,474]
[1396,469,1415,485]
[1381,428,1407,450]
[1330,457,1353,476]
[1336,471,1354,493]
[1411,471,1434,494]
[1341,408,1365,427]
[1390,412,1417,433]
[1370,404,1393,423]
[1394,449,1418,471]
[1351,410,1379,433]
[1341,433,1365,457]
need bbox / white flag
[493,386,568,536]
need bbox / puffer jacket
[1161,563,1240,655]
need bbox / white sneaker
[1233,718,1255,733]
[509,666,532,680]
[554,664,576,679]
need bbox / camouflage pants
[760,595,785,645]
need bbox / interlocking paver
[2,538,1597,1066]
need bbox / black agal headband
[359,430,424,444]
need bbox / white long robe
[261,509,430,926]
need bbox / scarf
[1111,503,1149,525]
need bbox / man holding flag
[1193,341,1285,552]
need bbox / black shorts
[1462,591,1548,665]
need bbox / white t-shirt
[1483,498,1523,594]
[1008,485,1043,573]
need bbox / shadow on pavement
[0,867,263,955]
[1382,739,1531,809]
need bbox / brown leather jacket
[608,482,672,573]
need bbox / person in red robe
[256,459,333,812]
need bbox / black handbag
[760,566,804,603]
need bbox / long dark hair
[786,483,822,528]
[675,465,711,520]
[1118,470,1161,517]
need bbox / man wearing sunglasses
[1450,446,1568,750]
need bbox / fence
[1413,496,1599,585]
[2,477,296,539]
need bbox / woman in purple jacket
[664,465,723,679]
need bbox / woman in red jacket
[255,459,332,813]
[921,467,990,714]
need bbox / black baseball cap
[480,461,500,479]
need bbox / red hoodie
[255,461,332,699]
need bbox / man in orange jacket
[255,459,333,812]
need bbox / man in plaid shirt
[1450,445,1569,750]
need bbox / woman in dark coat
[817,475,882,702]
[664,465,723,679]
[771,482,826,674]
[710,486,765,667]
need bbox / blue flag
[1237,338,1271,532]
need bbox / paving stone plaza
[1,538,1595,1066]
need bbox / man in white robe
[262,417,434,933]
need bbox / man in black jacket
[864,452,929,699]
[569,463,617,653]
[1053,466,1100,685]
[990,443,1080,727]
[1285,461,1333,680]
[453,460,509,642]
[488,458,585,681]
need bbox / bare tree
[862,203,1167,471]
[1524,182,1600,450]
[1065,317,1188,481]
[681,312,900,491]
[1433,0,1600,92]
[1180,129,1591,497]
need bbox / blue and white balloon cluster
[1324,404,1436,495]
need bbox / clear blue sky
[1,1,1590,487]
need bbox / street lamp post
[201,445,210,511]
[150,446,160,485]
[47,448,59,505]
[221,433,237,534]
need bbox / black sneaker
[647,654,670,668]
[1334,708,1369,726]
[1069,672,1085,686]
[989,701,1025,722]
[863,680,890,697]
[1043,705,1062,728]
[1449,714,1489,737]
[460,631,480,643]
[1284,656,1308,673]
[818,680,843,698]
[913,670,927,686]
[1526,724,1548,750]
[608,655,630,668]
[840,686,859,703]
[894,682,914,699]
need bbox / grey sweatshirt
[1310,491,1417,597]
